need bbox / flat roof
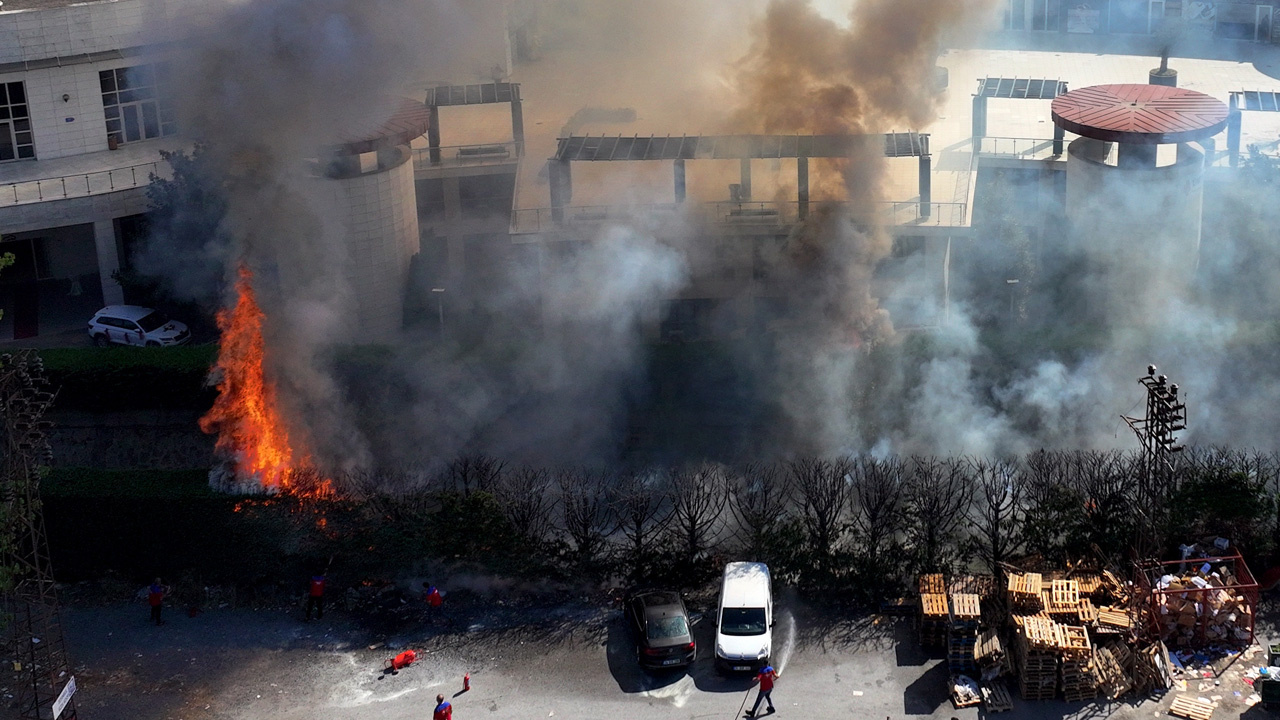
[0,0,115,11]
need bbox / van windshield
[720,607,767,636]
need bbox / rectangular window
[100,64,177,145]
[0,81,35,162]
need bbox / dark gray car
[624,590,696,670]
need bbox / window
[0,81,35,161]
[719,607,767,636]
[646,616,689,641]
[100,65,177,145]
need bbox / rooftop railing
[976,136,1067,161]
[412,141,521,171]
[511,199,969,234]
[0,161,166,207]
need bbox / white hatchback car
[88,305,191,347]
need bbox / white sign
[52,676,76,719]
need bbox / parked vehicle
[714,562,773,673]
[625,589,697,670]
[88,306,190,347]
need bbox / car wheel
[92,334,109,348]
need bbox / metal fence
[0,161,165,207]
[413,141,521,171]
[976,136,1069,161]
[511,199,969,233]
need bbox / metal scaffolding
[1,351,78,720]
[1122,365,1187,558]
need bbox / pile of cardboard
[1152,564,1253,647]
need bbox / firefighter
[433,693,453,720]
[746,665,779,717]
[148,578,170,626]
[424,582,444,623]
[305,572,326,622]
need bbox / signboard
[1185,1,1217,35]
[1068,3,1103,32]
[52,676,76,719]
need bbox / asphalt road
[56,595,1261,720]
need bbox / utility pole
[1122,364,1187,561]
[1,351,79,720]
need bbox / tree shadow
[903,660,950,715]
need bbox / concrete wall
[326,146,420,342]
[0,0,146,65]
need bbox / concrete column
[918,154,932,218]
[93,219,124,306]
[1200,137,1216,164]
[1118,143,1157,168]
[739,158,752,201]
[549,159,572,223]
[972,95,988,139]
[442,177,462,222]
[510,99,525,158]
[797,156,809,220]
[427,105,442,164]
[673,158,686,203]
[1227,98,1242,168]
[1053,124,1065,156]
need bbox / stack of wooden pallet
[1131,641,1172,694]
[975,628,1006,676]
[1007,572,1044,612]
[1046,580,1081,620]
[1058,624,1095,702]
[948,593,981,674]
[920,592,950,649]
[1092,641,1132,700]
[1013,630,1058,701]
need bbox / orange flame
[200,265,332,497]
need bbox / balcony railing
[0,161,166,207]
[976,136,1067,161]
[413,141,521,171]
[511,199,969,233]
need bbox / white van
[714,561,773,673]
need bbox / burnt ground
[48,586,1280,720]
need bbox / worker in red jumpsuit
[306,572,325,621]
[433,694,452,720]
[148,578,169,626]
[424,583,443,624]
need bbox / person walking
[745,664,778,717]
[147,578,169,626]
[423,583,443,623]
[432,693,453,720]
[306,572,326,622]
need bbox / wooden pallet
[950,593,981,620]
[1074,574,1102,596]
[1050,580,1080,610]
[1058,625,1092,658]
[1168,695,1215,720]
[1019,617,1061,650]
[975,628,1004,662]
[1098,608,1132,630]
[1008,572,1043,598]
[1077,597,1098,624]
[921,593,949,617]
[919,573,946,595]
[982,682,1014,712]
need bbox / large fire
[200,265,331,497]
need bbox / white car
[714,561,773,673]
[88,305,190,347]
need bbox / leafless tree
[610,469,673,577]
[445,454,506,497]
[557,468,613,568]
[668,462,729,563]
[790,457,852,559]
[728,462,792,556]
[496,466,559,545]
[967,456,1023,576]
[848,455,906,581]
[903,456,971,575]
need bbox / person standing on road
[433,693,452,720]
[746,665,778,717]
[306,572,326,622]
[424,583,443,623]
[148,578,169,626]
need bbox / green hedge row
[40,345,218,412]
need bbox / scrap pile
[1141,555,1258,648]
[916,573,1011,711]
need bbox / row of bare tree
[344,447,1280,595]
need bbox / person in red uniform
[746,665,778,717]
[148,578,169,626]
[433,694,452,720]
[424,583,443,623]
[306,573,326,621]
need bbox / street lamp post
[431,288,445,335]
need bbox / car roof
[721,562,771,607]
[95,305,156,321]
